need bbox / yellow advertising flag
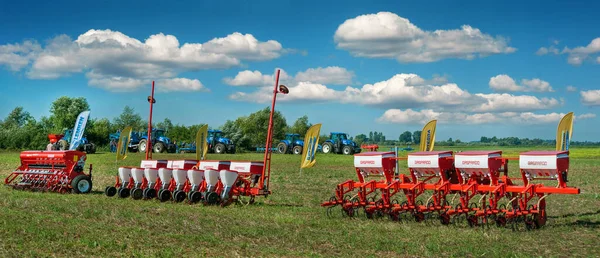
[419,120,437,152]
[195,124,209,160]
[300,123,322,169]
[116,126,132,161]
[556,112,574,151]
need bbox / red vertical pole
[260,70,281,191]
[146,81,155,160]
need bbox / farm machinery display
[105,71,288,205]
[4,150,93,194]
[48,111,96,154]
[322,132,361,155]
[110,129,176,153]
[207,129,236,154]
[321,114,580,229]
[277,133,304,155]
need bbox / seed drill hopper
[322,115,581,229]
[4,150,93,194]
[105,70,289,206]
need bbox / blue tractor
[207,129,235,154]
[322,132,361,155]
[277,133,304,155]
[110,129,176,153]
[52,128,96,154]
[109,130,143,153]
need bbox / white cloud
[581,89,600,106]
[489,74,554,92]
[0,29,289,92]
[334,12,516,63]
[157,78,207,92]
[231,72,561,113]
[566,85,577,92]
[539,38,600,65]
[294,66,354,85]
[223,66,353,87]
[86,71,206,93]
[377,109,595,124]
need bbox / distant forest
[1,96,598,151]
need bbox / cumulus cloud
[377,109,595,125]
[0,29,289,92]
[231,72,561,113]
[538,38,600,65]
[223,66,353,87]
[489,74,554,92]
[566,85,577,92]
[581,89,600,106]
[333,12,516,63]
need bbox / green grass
[1,147,599,257]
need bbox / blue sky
[1,0,599,141]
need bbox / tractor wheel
[322,142,333,154]
[138,139,148,153]
[105,186,117,197]
[277,142,288,154]
[85,143,96,154]
[342,146,354,155]
[58,139,68,150]
[71,175,92,194]
[214,143,226,154]
[153,142,165,153]
[293,145,303,155]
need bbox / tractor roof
[286,133,300,136]
[331,132,347,135]
[208,129,222,133]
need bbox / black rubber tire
[322,142,333,154]
[131,188,143,200]
[71,174,92,194]
[293,145,303,155]
[277,142,288,154]
[146,188,157,199]
[174,190,187,202]
[205,192,219,205]
[58,139,68,150]
[189,191,203,203]
[342,145,354,155]
[118,188,130,198]
[158,189,171,202]
[138,139,148,153]
[214,143,226,154]
[105,186,117,197]
[87,143,96,154]
[153,142,165,153]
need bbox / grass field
[1,147,599,257]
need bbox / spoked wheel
[131,188,143,200]
[105,186,117,197]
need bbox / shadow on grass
[549,209,600,219]
[564,219,600,229]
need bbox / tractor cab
[207,130,236,154]
[323,132,361,155]
[139,128,177,153]
[277,133,304,155]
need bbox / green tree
[240,107,287,148]
[412,130,422,144]
[86,118,112,146]
[399,131,412,143]
[3,107,33,128]
[49,96,90,133]
[354,134,367,145]
[156,118,173,132]
[113,106,144,131]
[289,115,312,136]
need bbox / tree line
[0,96,597,151]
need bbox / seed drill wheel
[144,188,157,199]
[173,190,187,203]
[131,188,144,200]
[158,189,171,202]
[71,175,92,194]
[534,199,547,228]
[118,188,130,198]
[205,192,220,205]
[188,191,203,204]
[105,186,117,197]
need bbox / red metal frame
[146,81,155,160]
